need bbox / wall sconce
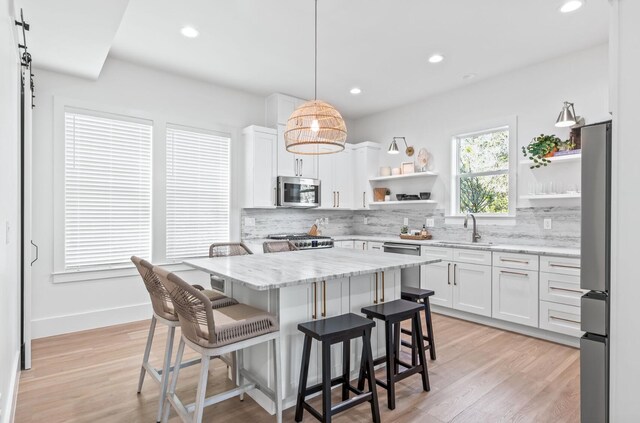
[388,137,414,156]
[555,101,585,128]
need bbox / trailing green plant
[385,188,391,195]
[521,134,561,169]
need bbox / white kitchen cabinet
[277,125,318,178]
[539,301,582,337]
[334,240,354,249]
[539,272,585,307]
[352,142,381,209]
[452,262,492,317]
[368,241,384,251]
[453,248,492,266]
[242,125,278,208]
[492,267,539,327]
[422,260,453,308]
[266,93,305,126]
[355,240,368,251]
[318,145,353,209]
[492,252,539,271]
[539,255,581,277]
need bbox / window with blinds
[64,110,152,269]
[166,125,230,260]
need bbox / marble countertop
[184,248,440,291]
[333,235,580,259]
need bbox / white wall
[350,45,609,214]
[31,57,265,338]
[610,0,640,420]
[0,0,22,420]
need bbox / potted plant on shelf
[384,189,391,202]
[521,134,562,169]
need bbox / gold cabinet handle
[381,271,385,302]
[500,270,529,277]
[312,282,317,319]
[374,273,379,304]
[321,280,327,317]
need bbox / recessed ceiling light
[428,54,444,64]
[463,73,477,80]
[560,0,584,13]
[350,87,362,95]
[180,26,199,38]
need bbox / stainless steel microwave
[277,176,321,208]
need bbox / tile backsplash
[241,206,580,248]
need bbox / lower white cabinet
[452,262,492,317]
[539,301,582,337]
[368,241,384,251]
[422,260,453,308]
[539,272,585,307]
[492,267,539,327]
[334,240,354,249]
[355,240,368,251]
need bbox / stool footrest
[400,339,431,350]
[331,392,373,415]
[303,375,347,396]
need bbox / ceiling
[21,0,609,118]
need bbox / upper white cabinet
[352,142,381,209]
[276,124,318,178]
[242,125,278,208]
[318,145,353,209]
[266,93,305,127]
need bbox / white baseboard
[432,305,580,348]
[1,350,20,423]
[31,302,152,339]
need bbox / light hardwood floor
[15,313,580,422]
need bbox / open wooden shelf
[369,171,438,182]
[519,153,581,166]
[369,200,438,206]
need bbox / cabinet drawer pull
[374,273,379,304]
[333,191,336,207]
[500,270,529,277]
[548,262,580,270]
[549,314,580,325]
[500,258,530,265]
[381,271,385,303]
[453,263,457,285]
[362,192,366,208]
[337,191,340,208]
[321,280,326,317]
[362,242,366,250]
[447,263,451,285]
[312,282,317,319]
[549,286,583,294]
[300,158,303,176]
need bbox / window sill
[52,260,205,284]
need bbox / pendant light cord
[314,0,318,100]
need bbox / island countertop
[184,248,440,291]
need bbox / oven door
[277,176,320,208]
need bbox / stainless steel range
[267,233,334,250]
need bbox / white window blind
[166,125,230,260]
[64,110,152,269]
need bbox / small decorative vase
[385,195,391,202]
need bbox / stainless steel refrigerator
[580,121,611,423]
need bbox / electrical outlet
[244,217,255,227]
[363,217,368,225]
[426,218,435,228]
[544,218,552,230]
[403,218,409,226]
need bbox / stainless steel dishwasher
[382,242,421,287]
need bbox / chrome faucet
[464,212,482,243]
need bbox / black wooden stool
[400,287,437,360]
[295,313,380,423]
[358,299,430,410]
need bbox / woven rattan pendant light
[284,0,347,155]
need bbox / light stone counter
[333,235,580,259]
[184,248,440,291]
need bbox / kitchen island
[184,248,440,412]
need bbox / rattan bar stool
[208,242,253,290]
[263,240,299,253]
[132,256,238,423]
[155,267,282,423]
